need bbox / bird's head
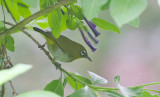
[80,50,92,61]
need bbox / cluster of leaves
[1,64,160,97]
[1,0,160,97]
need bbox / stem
[1,85,5,97]
[134,82,160,87]
[9,81,18,96]
[144,88,160,93]
[0,0,75,40]
[3,0,17,23]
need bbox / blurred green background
[1,0,160,97]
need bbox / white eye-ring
[80,50,86,56]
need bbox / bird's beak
[84,55,92,62]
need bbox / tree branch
[0,0,75,40]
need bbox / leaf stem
[133,82,160,87]
[144,88,160,93]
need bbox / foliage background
[1,0,160,97]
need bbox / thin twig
[1,85,5,97]
[1,0,5,27]
[9,81,18,96]
[3,0,17,23]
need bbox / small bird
[33,27,92,62]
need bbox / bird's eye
[80,50,86,56]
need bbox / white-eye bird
[33,27,92,62]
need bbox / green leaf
[101,0,110,10]
[22,0,37,8]
[81,0,108,20]
[48,9,62,38]
[17,2,31,18]
[68,74,92,90]
[66,19,77,30]
[0,21,3,27]
[61,15,67,31]
[92,90,102,97]
[114,75,143,97]
[0,64,32,86]
[5,0,20,22]
[16,90,60,97]
[1,35,15,52]
[70,5,84,20]
[5,35,15,52]
[110,0,147,27]
[63,74,68,88]
[92,18,120,34]
[106,91,124,97]
[44,79,64,97]
[0,27,7,32]
[129,18,140,28]
[68,86,98,97]
[142,91,159,97]
[40,0,55,9]
[88,71,108,84]
[36,22,49,29]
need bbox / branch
[0,0,75,40]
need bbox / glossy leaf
[36,22,49,29]
[22,0,37,8]
[68,86,98,97]
[110,0,147,27]
[66,19,77,30]
[16,90,60,97]
[5,0,20,22]
[88,71,108,84]
[0,64,32,86]
[81,0,108,20]
[114,75,143,97]
[70,5,84,20]
[106,91,124,97]
[48,9,62,38]
[44,79,64,97]
[129,18,140,28]
[92,18,120,33]
[17,2,31,18]
[68,74,92,90]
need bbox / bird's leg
[52,58,61,70]
[38,42,46,49]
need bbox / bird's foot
[38,42,46,49]
[52,58,61,70]
[55,63,61,70]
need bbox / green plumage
[33,27,91,62]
